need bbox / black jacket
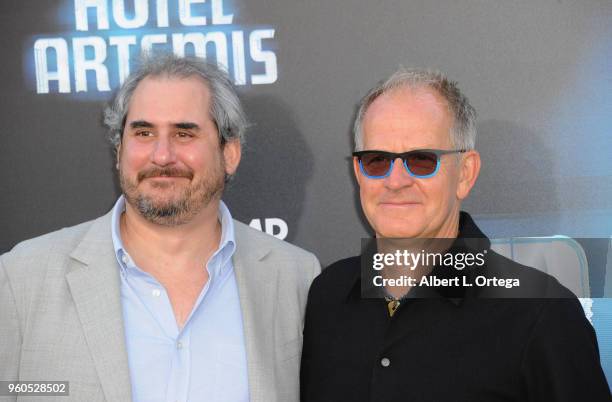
[301,212,611,402]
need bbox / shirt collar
[110,195,236,276]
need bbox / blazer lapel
[233,222,279,402]
[66,213,133,402]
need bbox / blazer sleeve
[310,254,322,283]
[521,298,611,402]
[0,256,21,402]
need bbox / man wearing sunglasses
[300,69,611,401]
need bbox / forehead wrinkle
[368,87,450,123]
[363,87,453,150]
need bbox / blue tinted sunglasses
[353,149,466,179]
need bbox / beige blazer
[0,211,321,402]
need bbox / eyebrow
[127,120,200,130]
[174,122,200,130]
[129,120,154,129]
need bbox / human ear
[456,150,481,200]
[223,139,242,175]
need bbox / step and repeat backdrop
[1,0,611,383]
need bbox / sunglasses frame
[353,149,467,179]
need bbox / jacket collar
[67,211,134,402]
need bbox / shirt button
[152,289,161,297]
[121,254,128,264]
[177,341,183,350]
[381,357,390,367]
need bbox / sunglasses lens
[405,152,438,176]
[360,153,392,177]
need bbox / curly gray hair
[104,52,247,148]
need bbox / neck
[120,200,223,273]
[435,208,461,239]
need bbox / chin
[377,231,422,239]
[369,212,425,237]
[373,222,423,239]
[140,192,174,201]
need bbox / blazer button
[381,357,390,367]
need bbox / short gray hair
[104,52,247,148]
[353,68,476,151]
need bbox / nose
[151,134,176,166]
[384,157,415,190]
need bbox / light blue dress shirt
[111,196,249,402]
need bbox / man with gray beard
[0,53,320,402]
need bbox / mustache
[137,167,194,182]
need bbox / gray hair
[104,52,247,148]
[353,68,477,151]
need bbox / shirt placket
[166,329,191,402]
[123,251,193,402]
[167,258,219,402]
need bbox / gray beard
[120,170,225,227]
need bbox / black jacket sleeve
[521,298,611,402]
